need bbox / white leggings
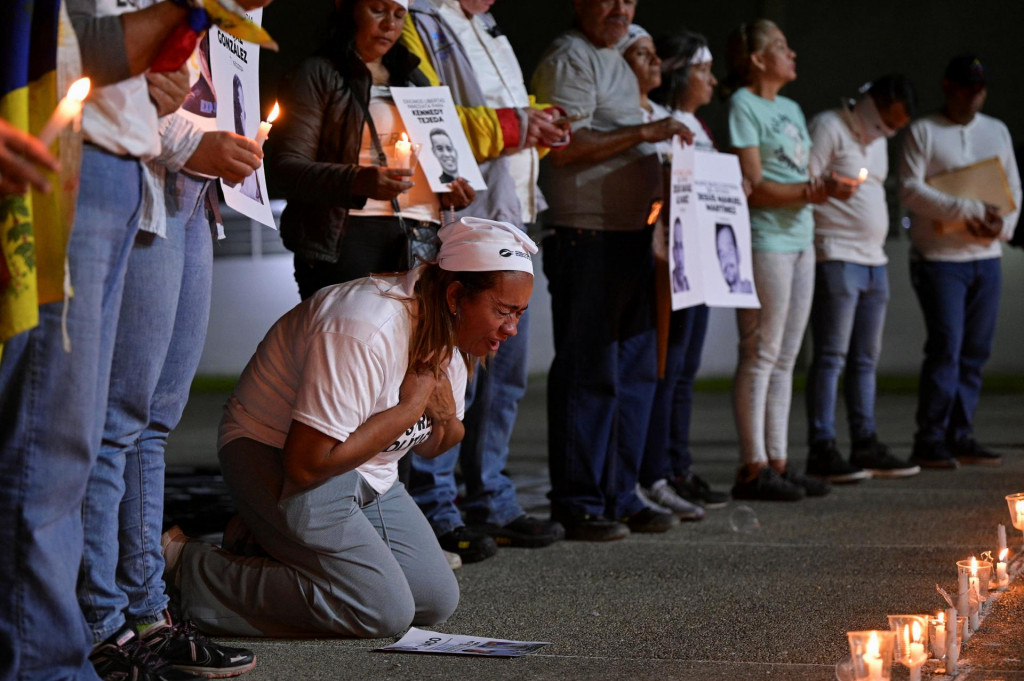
[733,247,815,465]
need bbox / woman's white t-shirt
[219,270,467,494]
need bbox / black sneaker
[91,625,202,681]
[731,467,805,502]
[620,506,680,533]
[470,514,566,548]
[850,435,920,478]
[141,612,256,678]
[437,526,498,563]
[806,439,870,483]
[552,510,630,542]
[782,469,832,497]
[911,440,959,469]
[670,472,730,509]
[950,437,1003,467]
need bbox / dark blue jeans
[544,227,657,519]
[806,261,889,443]
[639,305,709,487]
[909,257,1001,445]
[409,308,530,534]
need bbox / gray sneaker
[639,480,704,521]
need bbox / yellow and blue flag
[0,0,73,344]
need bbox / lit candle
[393,132,412,169]
[968,557,980,631]
[858,167,869,183]
[254,101,279,148]
[997,547,1009,589]
[932,611,946,660]
[38,77,91,147]
[907,621,926,681]
[864,631,883,681]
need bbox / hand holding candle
[254,101,279,148]
[38,77,91,147]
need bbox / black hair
[867,74,918,118]
[649,29,709,111]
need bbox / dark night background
[258,0,1024,196]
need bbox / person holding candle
[399,0,570,562]
[161,218,534,637]
[0,0,274,678]
[899,54,1021,469]
[268,0,475,301]
[0,117,59,195]
[804,74,921,482]
[722,19,852,501]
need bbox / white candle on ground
[969,557,981,630]
[932,611,946,660]
[254,101,280,148]
[38,77,91,146]
[945,607,960,674]
[999,523,1008,554]
[957,571,969,620]
[864,631,883,681]
[908,620,926,681]
[998,548,1009,588]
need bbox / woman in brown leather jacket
[269,0,473,299]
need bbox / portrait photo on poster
[209,11,276,228]
[715,222,753,294]
[389,86,487,193]
[670,216,689,293]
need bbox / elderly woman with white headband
[160,218,536,638]
[622,28,736,517]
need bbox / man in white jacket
[899,54,1021,469]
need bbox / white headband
[689,46,712,65]
[437,217,537,275]
[616,24,652,54]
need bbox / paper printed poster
[389,86,487,193]
[210,9,275,228]
[377,628,551,657]
[669,138,759,310]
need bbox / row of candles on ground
[845,493,1024,680]
[42,79,423,169]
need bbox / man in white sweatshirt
[899,54,1021,469]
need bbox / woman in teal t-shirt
[722,19,854,502]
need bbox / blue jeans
[544,227,657,519]
[0,147,142,681]
[78,173,212,641]
[909,257,1001,445]
[639,305,709,486]
[806,261,889,443]
[409,308,529,534]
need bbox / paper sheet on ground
[378,627,551,657]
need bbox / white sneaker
[642,480,705,521]
[443,549,463,570]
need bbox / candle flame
[68,77,91,102]
[866,631,879,657]
[267,102,280,123]
[937,611,944,624]
[970,555,978,577]
[912,619,922,642]
[1000,548,1009,562]
[400,132,409,143]
[1015,499,1024,518]
[858,167,869,182]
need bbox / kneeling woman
[163,218,536,637]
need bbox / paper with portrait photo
[210,9,275,228]
[389,86,487,193]
[670,138,759,310]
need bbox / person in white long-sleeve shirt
[898,53,1021,469]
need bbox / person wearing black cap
[899,53,1021,470]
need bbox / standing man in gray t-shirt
[531,0,693,542]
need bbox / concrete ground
[166,379,1024,680]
